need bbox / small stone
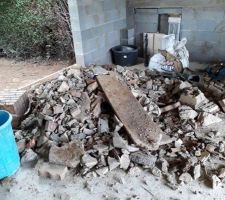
[128,167,142,176]
[45,121,57,132]
[53,104,64,114]
[193,164,201,180]
[98,118,109,133]
[21,149,38,165]
[113,132,128,149]
[92,102,101,118]
[199,151,210,163]
[120,154,130,170]
[218,168,225,179]
[58,82,70,93]
[70,107,81,119]
[93,144,109,155]
[219,142,225,153]
[179,173,193,184]
[211,175,221,189]
[130,152,156,167]
[93,66,109,76]
[37,161,68,180]
[81,154,98,168]
[96,167,109,176]
[87,82,98,93]
[116,65,125,73]
[108,157,120,171]
[151,167,161,177]
[49,142,84,168]
[174,139,183,148]
[59,133,69,143]
[17,139,26,153]
[206,144,215,153]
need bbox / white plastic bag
[148,53,175,73]
[161,34,189,68]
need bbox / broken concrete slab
[179,105,198,120]
[130,152,156,168]
[97,74,163,150]
[198,112,222,126]
[49,142,84,168]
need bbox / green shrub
[0,0,74,59]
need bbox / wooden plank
[97,74,163,150]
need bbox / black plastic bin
[111,45,138,66]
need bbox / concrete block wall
[127,0,225,62]
[69,0,126,66]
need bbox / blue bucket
[0,110,20,179]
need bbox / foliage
[0,0,74,59]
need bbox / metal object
[144,33,149,67]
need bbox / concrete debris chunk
[130,152,156,167]
[180,88,208,109]
[113,132,128,149]
[206,144,215,153]
[93,66,109,76]
[199,151,210,163]
[21,149,38,165]
[108,157,120,171]
[218,99,225,113]
[198,112,222,126]
[160,102,181,114]
[198,102,220,113]
[49,142,84,168]
[211,175,221,189]
[87,82,98,93]
[120,154,130,170]
[179,105,198,120]
[17,139,26,153]
[96,167,109,176]
[81,154,98,168]
[37,161,68,180]
[193,164,201,180]
[45,121,57,132]
[58,82,70,93]
[151,167,162,177]
[93,144,109,155]
[98,118,109,133]
[53,104,64,114]
[218,168,225,179]
[179,173,193,184]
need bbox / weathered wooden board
[97,74,163,150]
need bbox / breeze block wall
[69,0,127,66]
[127,0,225,62]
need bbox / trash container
[0,110,20,179]
[111,45,138,66]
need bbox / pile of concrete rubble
[15,65,225,189]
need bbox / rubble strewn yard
[7,64,225,196]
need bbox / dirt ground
[0,58,70,90]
